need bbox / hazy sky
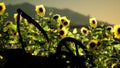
[1,0,120,25]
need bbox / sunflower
[4,21,17,32]
[80,27,89,36]
[59,24,63,29]
[106,26,113,32]
[105,26,113,36]
[53,14,62,27]
[35,5,46,17]
[113,25,120,39]
[13,32,19,37]
[4,21,13,27]
[0,2,6,15]
[13,13,22,21]
[3,21,13,32]
[88,39,101,49]
[24,19,33,26]
[53,14,60,20]
[89,17,97,28]
[96,40,101,48]
[59,27,68,38]
[60,16,70,27]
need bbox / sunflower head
[35,5,46,17]
[53,14,60,20]
[4,21,13,27]
[89,40,96,48]
[0,2,6,15]
[60,16,70,27]
[80,27,89,36]
[88,39,101,50]
[4,21,17,32]
[89,17,97,28]
[3,21,13,32]
[24,19,33,26]
[14,13,22,21]
[113,25,120,39]
[13,32,19,37]
[96,40,101,48]
[106,26,113,31]
[59,27,68,38]
[59,24,63,29]
[105,26,113,36]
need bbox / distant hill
[5,3,112,28]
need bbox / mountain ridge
[5,3,112,28]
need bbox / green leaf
[2,12,9,18]
[113,44,120,50]
[0,55,3,59]
[95,28,103,31]
[93,35,98,39]
[4,12,9,17]
[8,40,17,44]
[95,31,102,35]
[28,29,35,34]
[100,22,105,27]
[82,38,89,42]
[73,28,77,34]
[49,9,53,16]
[68,31,74,38]
[75,34,80,39]
[8,24,17,31]
[43,25,49,31]
[32,49,40,56]
[78,48,84,55]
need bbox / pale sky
[1,0,120,25]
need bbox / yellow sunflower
[13,13,22,21]
[96,40,101,48]
[59,27,68,38]
[60,16,70,27]
[3,21,13,32]
[88,39,100,49]
[89,17,97,28]
[0,2,6,15]
[13,32,19,37]
[24,19,33,26]
[53,14,61,20]
[59,24,63,29]
[53,14,62,27]
[113,25,120,39]
[4,21,17,32]
[4,21,13,27]
[105,26,113,36]
[106,26,113,32]
[80,27,89,36]
[35,4,46,17]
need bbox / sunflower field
[0,2,120,68]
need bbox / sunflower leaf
[113,44,120,50]
[43,25,49,31]
[8,24,17,31]
[73,28,77,34]
[93,35,98,39]
[68,31,74,38]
